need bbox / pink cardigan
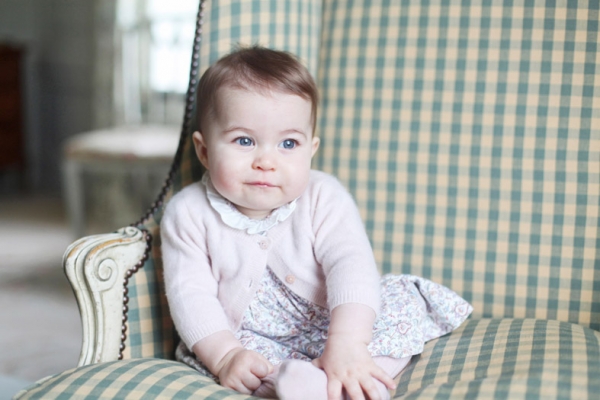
[161,170,381,349]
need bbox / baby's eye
[235,137,254,147]
[280,139,297,149]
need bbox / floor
[0,196,81,399]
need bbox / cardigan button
[258,238,271,250]
[285,275,296,284]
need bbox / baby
[161,46,472,400]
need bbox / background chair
[18,0,599,398]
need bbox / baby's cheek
[289,171,311,198]
[210,170,236,197]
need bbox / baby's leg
[275,360,328,400]
[372,355,412,381]
[275,356,412,400]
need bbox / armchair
[18,0,599,399]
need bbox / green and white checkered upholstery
[316,0,599,330]
[17,0,600,399]
[18,319,600,399]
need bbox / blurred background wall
[0,3,110,393]
[0,2,194,395]
[0,0,100,194]
[0,0,195,233]
[0,0,192,195]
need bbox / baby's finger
[371,366,396,390]
[343,379,366,400]
[326,378,343,400]
[249,358,273,378]
[240,372,263,393]
[358,376,382,400]
[224,378,253,395]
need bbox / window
[116,0,199,123]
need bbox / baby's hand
[214,348,274,394]
[312,334,396,400]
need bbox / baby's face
[193,87,320,220]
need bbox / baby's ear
[192,131,210,169]
[311,136,320,157]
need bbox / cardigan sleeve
[161,186,232,349]
[310,172,382,315]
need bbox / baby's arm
[310,174,393,398]
[192,330,273,394]
[312,303,396,400]
[161,190,272,394]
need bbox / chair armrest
[64,227,149,366]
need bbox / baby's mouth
[246,181,276,188]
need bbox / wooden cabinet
[0,44,24,170]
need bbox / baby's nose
[252,149,276,170]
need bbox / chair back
[123,0,600,360]
[315,0,599,330]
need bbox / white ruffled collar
[201,173,297,235]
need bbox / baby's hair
[196,45,318,133]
